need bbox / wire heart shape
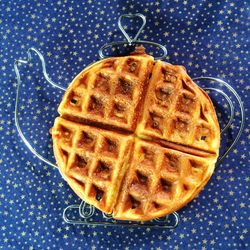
[118,13,146,45]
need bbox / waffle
[136,61,220,154]
[58,51,154,131]
[51,117,133,214]
[113,139,216,221]
[52,47,220,221]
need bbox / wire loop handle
[193,77,245,164]
[98,13,168,60]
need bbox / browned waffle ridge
[51,49,220,221]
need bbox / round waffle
[51,47,220,221]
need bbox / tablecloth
[0,0,249,249]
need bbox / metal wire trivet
[13,14,245,228]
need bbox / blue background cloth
[0,0,249,249]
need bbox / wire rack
[13,14,245,228]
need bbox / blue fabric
[0,0,249,249]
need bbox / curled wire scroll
[63,200,180,228]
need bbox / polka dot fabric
[0,0,249,249]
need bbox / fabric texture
[0,0,249,249]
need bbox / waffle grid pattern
[113,139,210,220]
[58,55,154,130]
[52,54,219,220]
[136,61,219,153]
[52,118,133,213]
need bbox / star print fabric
[0,0,249,249]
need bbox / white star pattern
[0,0,249,249]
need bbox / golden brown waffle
[51,117,133,214]
[136,61,220,154]
[113,139,216,221]
[58,52,154,131]
[52,48,220,221]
